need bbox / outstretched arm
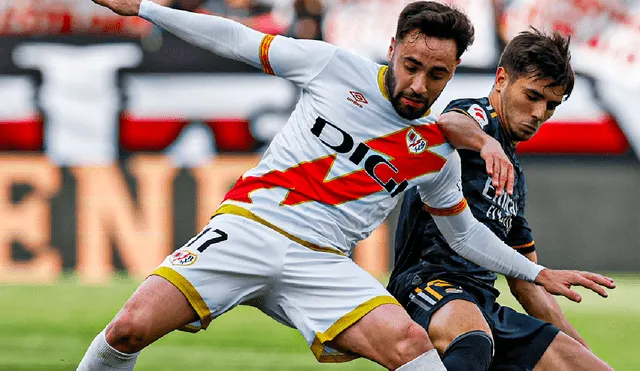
[418,153,615,301]
[92,0,336,87]
[507,251,590,349]
[438,110,514,196]
[432,204,615,302]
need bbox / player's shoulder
[442,97,497,131]
[324,47,381,75]
[411,117,451,153]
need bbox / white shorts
[152,211,399,363]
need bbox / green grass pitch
[1,274,637,370]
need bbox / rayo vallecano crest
[406,128,427,154]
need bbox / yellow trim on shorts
[213,204,345,256]
[180,323,202,333]
[310,295,401,363]
[310,337,359,363]
[151,266,212,330]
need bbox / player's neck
[488,91,519,147]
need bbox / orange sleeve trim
[259,34,276,75]
[511,241,535,249]
[424,198,468,217]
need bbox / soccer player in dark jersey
[388,29,615,371]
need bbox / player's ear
[387,37,395,62]
[450,59,462,78]
[495,67,508,92]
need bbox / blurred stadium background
[0,0,638,370]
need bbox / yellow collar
[377,65,390,101]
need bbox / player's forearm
[508,278,590,348]
[432,208,544,282]
[138,0,263,69]
[437,112,492,151]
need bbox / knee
[393,322,432,364]
[105,307,152,354]
[442,330,494,371]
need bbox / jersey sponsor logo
[224,117,447,206]
[347,91,368,108]
[481,177,518,231]
[170,250,198,266]
[468,104,489,128]
[406,128,427,154]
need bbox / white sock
[396,349,447,371]
[77,329,140,370]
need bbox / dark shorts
[391,272,559,371]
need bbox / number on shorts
[187,227,228,253]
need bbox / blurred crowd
[167,0,325,39]
[0,0,327,39]
[1,0,639,162]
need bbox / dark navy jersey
[389,97,536,292]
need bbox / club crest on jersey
[468,104,489,128]
[406,128,427,154]
[170,250,198,266]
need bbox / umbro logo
[347,91,368,108]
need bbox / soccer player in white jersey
[78,1,615,370]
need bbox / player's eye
[547,102,560,111]
[526,94,539,102]
[405,65,417,73]
[430,73,445,81]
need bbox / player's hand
[534,269,616,303]
[91,0,142,16]
[480,138,514,196]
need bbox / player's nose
[410,75,428,96]
[531,102,546,121]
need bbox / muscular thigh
[261,243,400,363]
[489,306,559,371]
[153,214,287,331]
[405,279,492,354]
[534,332,613,371]
[429,300,491,353]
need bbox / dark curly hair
[499,28,575,98]
[395,1,475,59]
